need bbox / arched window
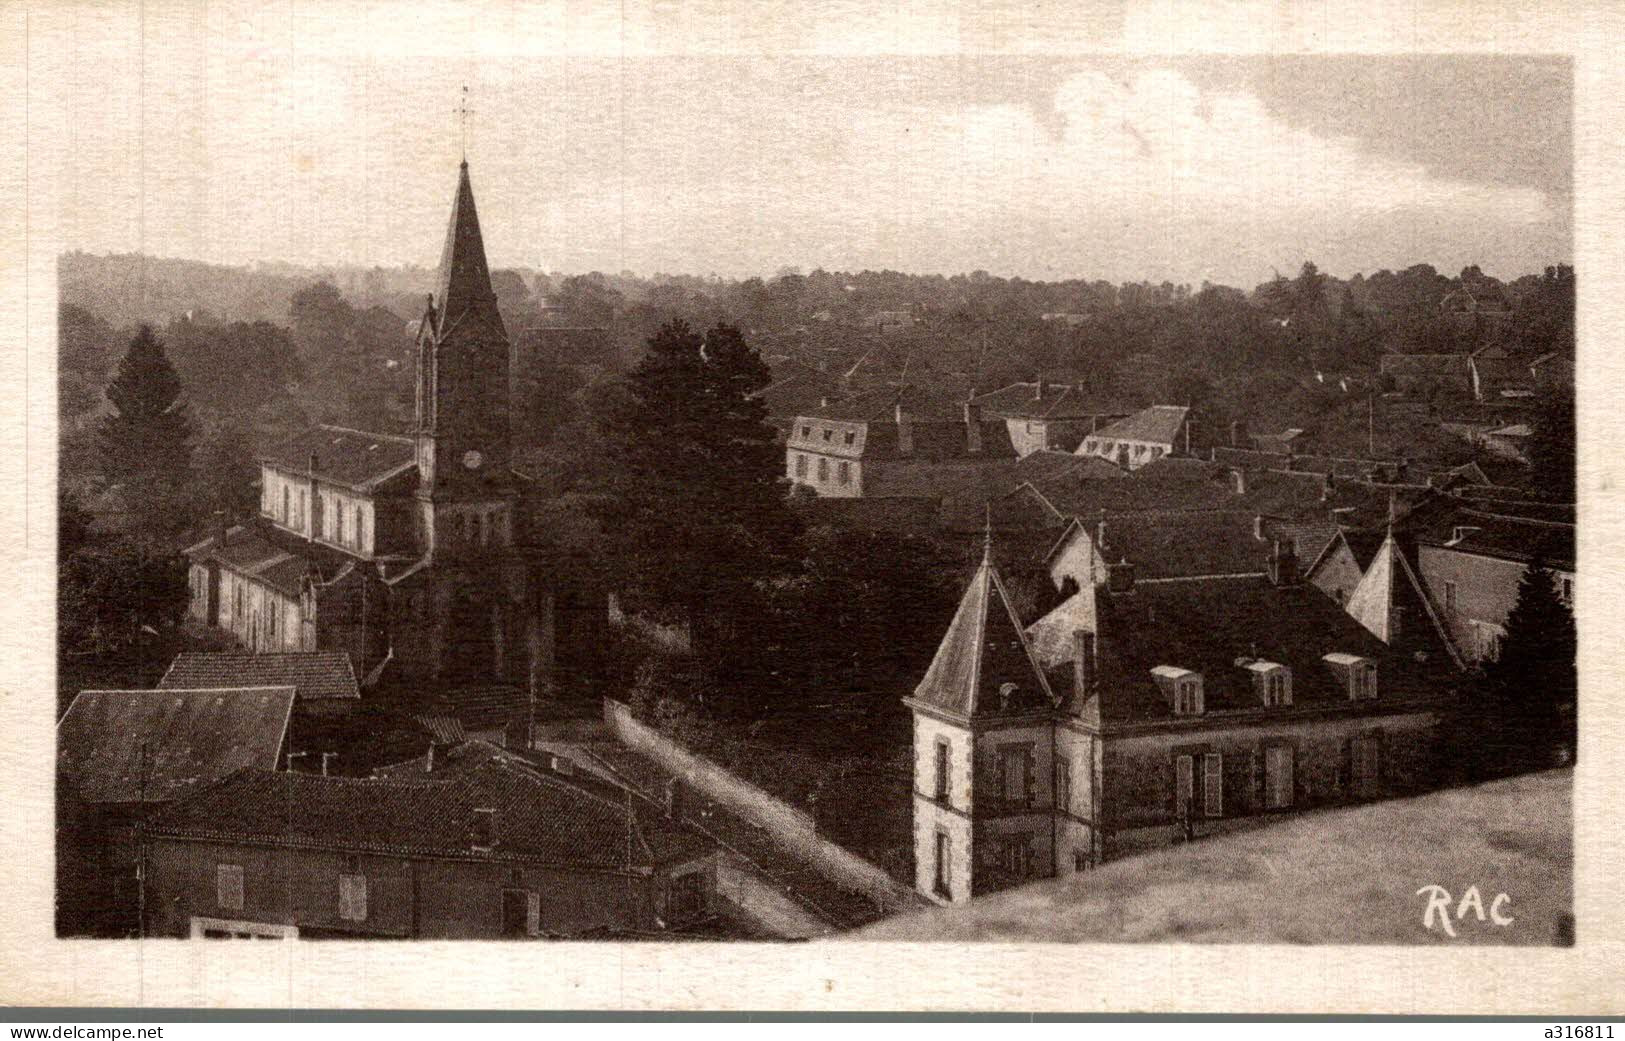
[355,505,365,549]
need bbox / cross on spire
[457,83,473,161]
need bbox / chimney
[820,395,830,408]
[1397,457,1411,482]
[213,509,228,547]
[425,742,435,773]
[1095,513,1107,556]
[1231,469,1246,496]
[664,777,686,819]
[549,754,574,776]
[1229,419,1245,447]
[964,401,983,454]
[470,807,496,849]
[1321,470,1335,501]
[1034,378,1045,401]
[1106,559,1135,595]
[1254,513,1266,541]
[1269,537,1300,587]
[896,404,914,455]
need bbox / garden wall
[603,699,918,913]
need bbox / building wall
[144,837,700,939]
[261,465,314,539]
[1308,541,1365,606]
[785,449,862,497]
[1052,725,1101,874]
[912,796,973,904]
[218,568,307,653]
[1094,708,1439,855]
[1047,526,1104,590]
[1079,436,1171,471]
[1415,544,1573,664]
[316,484,377,557]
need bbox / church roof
[432,160,506,342]
[260,425,416,491]
[910,544,1056,719]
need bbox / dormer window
[1324,653,1377,700]
[1248,661,1292,707]
[1151,666,1203,715]
[801,425,810,438]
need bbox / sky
[52,1,1572,288]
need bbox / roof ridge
[317,423,414,444]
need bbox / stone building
[1077,405,1189,471]
[968,382,1130,457]
[785,392,1017,498]
[142,757,715,940]
[905,531,1462,905]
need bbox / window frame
[933,738,950,803]
[1202,752,1224,817]
[932,831,951,898]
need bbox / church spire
[432,159,503,339]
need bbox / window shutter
[1249,747,1262,811]
[1338,738,1353,799]
[526,891,541,936]
[1203,752,1223,817]
[1174,754,1194,818]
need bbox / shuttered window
[1203,753,1223,817]
[1175,754,1195,818]
[216,864,244,911]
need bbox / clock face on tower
[462,450,484,470]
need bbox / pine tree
[1479,546,1577,774]
[96,325,194,537]
[593,320,799,665]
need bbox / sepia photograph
[11,0,1612,1019]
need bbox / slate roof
[159,651,360,703]
[148,761,705,870]
[1030,457,1238,517]
[970,383,1132,421]
[1083,405,1188,446]
[57,687,295,806]
[1341,533,1465,667]
[910,549,1057,720]
[431,161,508,342]
[1086,575,1460,723]
[260,425,417,491]
[1380,353,1471,377]
[1413,507,1575,569]
[182,525,317,596]
[1093,511,1274,580]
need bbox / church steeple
[431,160,506,341]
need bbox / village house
[1410,506,1575,665]
[183,159,604,734]
[785,392,1017,498]
[968,382,1130,457]
[905,529,1461,905]
[142,755,716,940]
[1076,405,1190,471]
[55,686,297,936]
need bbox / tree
[1529,390,1577,502]
[591,320,799,668]
[1476,547,1577,776]
[96,325,194,538]
[193,418,261,524]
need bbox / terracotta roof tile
[159,651,359,702]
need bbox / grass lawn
[851,769,1572,945]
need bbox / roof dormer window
[1151,665,1203,715]
[1324,653,1378,700]
[1247,661,1292,707]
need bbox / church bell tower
[413,159,516,555]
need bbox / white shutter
[339,873,368,921]
[1265,746,1294,809]
[526,891,541,936]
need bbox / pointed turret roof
[911,548,1056,719]
[1343,532,1464,668]
[431,160,505,340]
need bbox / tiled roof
[1084,405,1188,446]
[57,687,295,805]
[159,651,359,702]
[260,425,417,491]
[1094,511,1274,580]
[860,456,1023,498]
[970,383,1132,421]
[1087,575,1460,723]
[398,685,529,733]
[148,761,705,869]
[912,551,1057,719]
